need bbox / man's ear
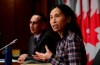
[42,23,47,30]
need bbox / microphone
[0,39,18,51]
[2,39,18,65]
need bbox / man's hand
[18,54,28,63]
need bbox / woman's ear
[66,16,71,23]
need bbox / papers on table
[0,59,18,63]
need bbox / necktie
[34,38,37,45]
[31,38,38,55]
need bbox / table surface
[25,63,52,65]
[0,59,52,65]
[0,59,18,62]
[0,59,20,65]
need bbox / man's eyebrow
[30,21,36,22]
[30,21,41,23]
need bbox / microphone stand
[5,46,12,65]
[0,39,18,65]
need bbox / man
[18,13,60,64]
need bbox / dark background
[0,0,55,58]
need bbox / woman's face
[50,7,68,33]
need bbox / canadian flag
[88,0,100,65]
[64,0,76,11]
[75,0,82,27]
[81,0,91,65]
[64,0,100,65]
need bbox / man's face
[29,15,43,35]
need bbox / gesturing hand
[32,45,53,62]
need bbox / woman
[33,4,87,65]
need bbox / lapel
[34,30,47,52]
[29,36,38,55]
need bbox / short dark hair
[33,12,52,30]
[33,13,47,23]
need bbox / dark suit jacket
[25,30,60,63]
